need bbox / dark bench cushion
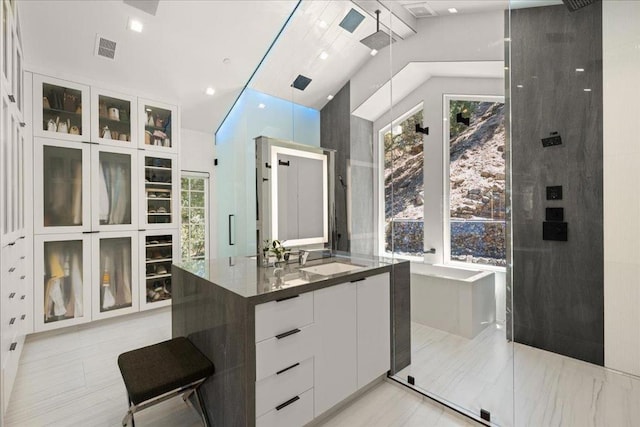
[118,337,214,405]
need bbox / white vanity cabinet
[313,272,390,417]
[254,292,315,426]
[253,271,391,424]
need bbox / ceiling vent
[339,8,365,33]
[95,35,117,60]
[291,75,312,91]
[562,0,599,12]
[403,2,438,19]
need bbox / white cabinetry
[313,272,390,417]
[313,282,357,416]
[31,72,179,332]
[1,0,27,417]
[356,273,391,388]
[253,271,391,423]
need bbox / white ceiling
[352,61,505,121]
[18,0,562,135]
[18,0,298,134]
[398,0,562,17]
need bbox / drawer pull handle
[276,328,301,340]
[275,295,299,302]
[9,317,16,325]
[20,256,26,260]
[20,275,25,280]
[8,94,15,103]
[9,292,16,299]
[9,342,17,351]
[276,362,300,375]
[350,277,366,283]
[20,295,25,300]
[20,314,25,320]
[275,395,300,411]
[8,241,15,246]
[9,267,16,272]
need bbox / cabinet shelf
[145,257,172,263]
[43,107,82,117]
[145,125,168,132]
[98,117,131,126]
[147,213,172,216]
[145,182,172,187]
[146,273,172,280]
[145,166,172,171]
[145,242,172,248]
[147,198,172,201]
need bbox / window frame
[180,172,209,261]
[442,94,506,272]
[377,102,425,260]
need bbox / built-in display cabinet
[1,0,27,417]
[92,231,139,320]
[140,153,178,228]
[140,230,177,311]
[33,234,92,332]
[91,88,137,147]
[33,74,89,142]
[139,98,177,153]
[30,71,180,334]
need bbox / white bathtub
[410,263,495,339]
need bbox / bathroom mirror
[255,136,335,249]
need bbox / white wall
[603,1,640,376]
[180,128,216,259]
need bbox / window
[181,174,208,261]
[382,105,424,257]
[446,97,506,267]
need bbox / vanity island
[172,253,410,427]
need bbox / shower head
[562,0,599,12]
[360,10,395,51]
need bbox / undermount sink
[299,262,363,276]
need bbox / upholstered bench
[117,337,214,426]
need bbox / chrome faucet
[426,248,436,254]
[299,250,310,265]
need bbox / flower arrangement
[263,239,289,264]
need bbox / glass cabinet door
[91,88,137,146]
[139,230,177,311]
[139,153,178,228]
[11,8,21,117]
[34,235,91,332]
[92,231,138,319]
[33,74,90,142]
[34,138,90,234]
[91,146,138,231]
[138,98,177,153]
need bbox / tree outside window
[181,175,208,261]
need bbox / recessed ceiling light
[448,8,458,14]
[576,68,585,72]
[145,108,152,112]
[319,51,329,60]
[327,95,334,100]
[318,20,328,29]
[258,103,266,109]
[128,18,143,33]
[370,49,378,56]
[584,88,592,92]
[205,87,215,96]
[516,84,524,88]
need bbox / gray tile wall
[510,4,604,365]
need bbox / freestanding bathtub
[410,263,495,339]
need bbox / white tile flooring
[397,322,640,427]
[5,308,477,427]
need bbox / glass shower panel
[387,1,513,425]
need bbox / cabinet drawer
[256,357,313,417]
[256,324,315,381]
[256,388,314,427]
[255,292,313,343]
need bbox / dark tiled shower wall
[510,4,604,365]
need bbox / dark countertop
[174,251,406,304]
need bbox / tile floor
[5,308,477,427]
